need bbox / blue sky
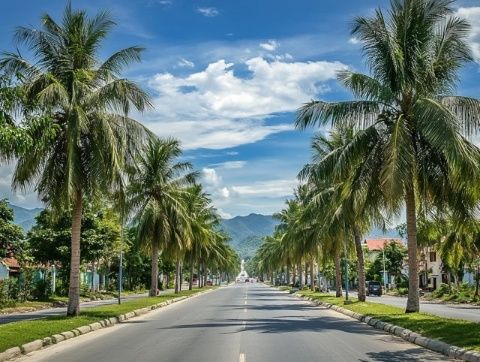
[1,0,480,217]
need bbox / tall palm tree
[128,138,195,297]
[0,5,151,315]
[295,0,480,312]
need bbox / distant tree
[366,241,407,284]
[0,199,24,258]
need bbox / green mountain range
[8,203,43,231]
[219,213,279,260]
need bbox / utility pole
[382,242,387,292]
[344,243,349,302]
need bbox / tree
[366,241,407,284]
[0,4,151,315]
[128,138,195,296]
[0,200,24,258]
[295,0,480,312]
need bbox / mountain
[220,213,279,259]
[8,203,43,231]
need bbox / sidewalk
[343,291,480,323]
[0,289,174,325]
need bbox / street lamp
[344,243,349,302]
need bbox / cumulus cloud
[455,7,480,62]
[259,40,279,51]
[348,37,360,45]
[202,168,221,186]
[219,187,230,198]
[197,7,219,17]
[144,57,347,149]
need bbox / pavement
[0,290,174,325]
[15,283,449,362]
[345,291,480,323]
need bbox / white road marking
[244,300,247,305]
[239,353,246,362]
[242,320,246,329]
[244,308,247,313]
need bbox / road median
[0,287,217,362]
[291,290,480,362]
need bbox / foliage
[366,241,407,283]
[0,199,24,258]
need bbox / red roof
[1,257,20,270]
[363,238,403,251]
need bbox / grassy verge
[0,287,214,352]
[297,290,480,352]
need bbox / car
[366,281,382,296]
[206,280,213,286]
[245,278,249,283]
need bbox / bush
[0,279,19,308]
[33,278,52,301]
[396,287,408,296]
[432,283,451,298]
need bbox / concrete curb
[294,293,480,362]
[0,288,216,362]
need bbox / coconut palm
[128,138,196,296]
[301,125,386,301]
[295,0,480,312]
[0,5,151,315]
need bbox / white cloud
[144,57,347,149]
[259,40,279,51]
[177,57,194,68]
[197,7,219,17]
[216,207,232,219]
[202,168,221,186]
[348,37,360,45]
[214,161,246,169]
[455,7,480,62]
[230,179,297,198]
[219,187,230,198]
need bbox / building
[0,257,21,279]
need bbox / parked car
[366,281,382,296]
[206,280,213,286]
[245,278,250,283]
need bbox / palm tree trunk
[286,261,290,286]
[354,230,366,302]
[67,190,82,316]
[334,248,342,298]
[292,264,296,287]
[189,254,194,291]
[405,186,420,313]
[175,258,180,294]
[149,242,159,297]
[474,266,479,300]
[310,259,315,291]
[298,263,303,288]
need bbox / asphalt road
[16,284,449,362]
[346,291,480,323]
[0,290,174,325]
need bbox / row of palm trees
[0,5,239,316]
[253,0,480,313]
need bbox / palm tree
[301,126,385,301]
[0,5,151,315]
[295,0,480,312]
[128,138,195,297]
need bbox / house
[363,238,404,257]
[418,246,445,290]
[0,257,21,278]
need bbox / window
[429,252,437,262]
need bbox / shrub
[432,283,451,298]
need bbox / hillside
[8,203,43,231]
[220,213,279,259]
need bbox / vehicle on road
[366,281,382,296]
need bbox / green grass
[298,290,480,352]
[0,287,214,352]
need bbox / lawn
[297,290,480,352]
[0,287,213,352]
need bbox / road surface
[345,291,480,323]
[16,283,448,362]
[0,290,173,325]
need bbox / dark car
[366,281,382,296]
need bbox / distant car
[245,278,250,283]
[366,281,382,296]
[206,280,213,286]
